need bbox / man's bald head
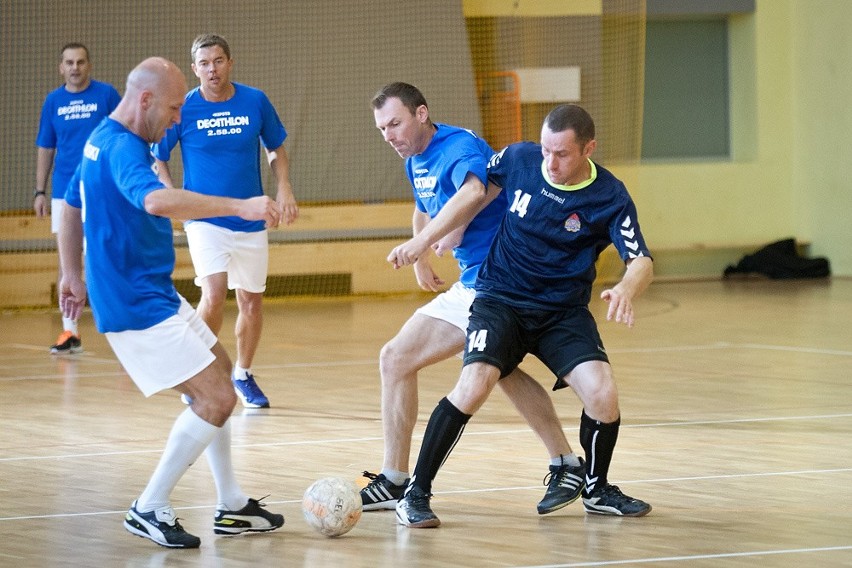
[114,57,188,143]
[126,57,187,97]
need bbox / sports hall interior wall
[1,0,849,309]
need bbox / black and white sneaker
[583,484,651,517]
[537,457,585,514]
[396,485,440,528]
[124,500,201,549]
[214,497,285,535]
[360,471,408,511]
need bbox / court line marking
[1,412,851,462]
[1,466,851,522]
[4,338,852,381]
[515,545,852,567]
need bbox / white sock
[62,316,78,336]
[233,365,251,381]
[381,469,409,486]
[551,452,582,468]
[205,419,249,511]
[136,408,219,512]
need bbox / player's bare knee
[581,381,619,422]
[379,340,414,378]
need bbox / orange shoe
[50,331,82,354]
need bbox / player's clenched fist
[387,237,429,270]
[241,196,283,228]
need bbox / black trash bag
[723,238,830,279]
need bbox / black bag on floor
[723,238,830,279]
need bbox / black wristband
[34,190,46,198]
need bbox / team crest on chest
[564,213,581,232]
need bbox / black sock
[580,410,620,496]
[411,397,471,494]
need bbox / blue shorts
[463,296,609,390]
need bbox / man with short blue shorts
[360,83,584,516]
[390,104,655,527]
[35,42,120,354]
[152,34,299,408]
[59,57,286,549]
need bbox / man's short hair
[544,104,595,145]
[191,33,231,62]
[60,42,89,61]
[371,82,428,115]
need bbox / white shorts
[51,198,64,234]
[414,281,476,333]
[105,296,217,397]
[185,222,268,292]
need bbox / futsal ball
[302,477,362,537]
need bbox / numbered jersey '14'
[478,142,651,310]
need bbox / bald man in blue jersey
[361,82,583,516]
[390,104,654,528]
[153,34,298,409]
[59,57,286,548]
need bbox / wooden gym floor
[0,278,850,567]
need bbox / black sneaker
[50,331,82,354]
[360,471,408,511]
[537,457,585,514]
[124,500,201,549]
[214,497,285,535]
[583,484,651,517]
[395,485,440,528]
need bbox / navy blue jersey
[480,141,651,309]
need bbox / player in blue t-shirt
[60,57,286,549]
[35,43,120,354]
[361,83,583,515]
[152,34,298,409]
[390,104,655,527]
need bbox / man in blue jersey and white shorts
[361,82,584,516]
[390,103,654,527]
[35,42,121,354]
[153,34,299,408]
[59,57,286,548]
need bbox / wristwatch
[34,189,46,198]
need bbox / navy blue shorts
[463,296,609,390]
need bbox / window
[642,18,730,160]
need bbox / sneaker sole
[124,520,199,549]
[234,389,270,408]
[537,492,582,515]
[50,347,83,355]
[214,524,283,535]
[583,503,652,517]
[395,511,441,528]
[362,499,399,512]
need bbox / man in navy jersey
[35,43,121,354]
[389,104,654,527]
[59,57,286,548]
[153,34,298,408]
[362,82,583,516]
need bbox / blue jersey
[151,83,287,232]
[481,142,651,310]
[36,80,121,199]
[65,118,180,333]
[406,123,508,287]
